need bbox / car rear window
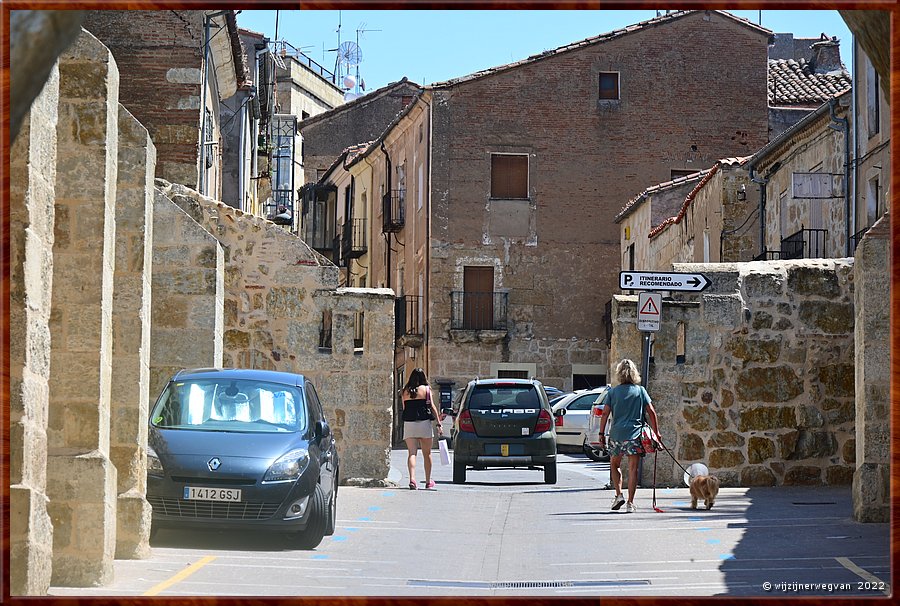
[150,378,307,433]
[468,385,540,409]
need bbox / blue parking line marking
[673,501,688,507]
[345,527,359,532]
[688,517,703,522]
[696,527,712,532]
[311,555,329,559]
[368,506,381,512]
[720,554,735,560]
[706,538,721,545]
[664,489,674,493]
[357,516,371,521]
[331,536,347,542]
[382,491,396,497]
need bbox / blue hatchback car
[147,368,339,549]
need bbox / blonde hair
[615,358,641,385]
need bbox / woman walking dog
[400,368,443,490]
[597,359,662,512]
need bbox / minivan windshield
[468,384,541,409]
[150,378,306,433]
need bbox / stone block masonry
[611,259,855,488]
[9,61,59,597]
[155,180,395,482]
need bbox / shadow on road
[151,527,305,552]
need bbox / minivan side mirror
[553,408,566,416]
[441,408,455,417]
[315,420,331,439]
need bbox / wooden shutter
[491,154,528,199]
[463,266,493,330]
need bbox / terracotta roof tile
[768,58,851,106]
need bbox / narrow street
[50,449,890,598]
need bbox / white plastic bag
[438,438,451,466]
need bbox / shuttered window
[491,154,528,199]
[599,72,620,100]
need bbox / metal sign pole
[637,330,651,488]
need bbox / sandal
[426,480,436,489]
[409,480,418,490]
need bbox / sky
[237,9,855,94]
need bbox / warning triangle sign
[640,297,660,315]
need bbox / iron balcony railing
[450,291,508,331]
[395,295,423,338]
[341,218,367,259]
[383,189,406,233]
[849,225,870,254]
[780,227,827,260]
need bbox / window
[866,176,880,226]
[497,369,529,379]
[417,163,424,210]
[318,310,333,350]
[568,393,601,411]
[866,57,879,138]
[490,154,528,199]
[463,266,494,330]
[599,72,620,100]
[572,374,606,390]
[354,312,365,351]
[671,169,696,180]
[779,189,789,239]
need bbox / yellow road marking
[143,555,217,596]
[836,557,890,595]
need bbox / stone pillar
[852,214,890,522]
[110,106,156,558]
[9,63,59,596]
[150,190,224,401]
[46,29,119,586]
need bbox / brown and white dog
[689,475,720,510]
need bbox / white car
[584,391,612,462]
[551,386,609,459]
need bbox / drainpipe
[199,10,229,195]
[827,97,850,256]
[748,163,768,257]
[850,37,859,247]
[381,141,392,291]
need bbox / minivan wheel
[293,484,328,550]
[544,461,557,484]
[452,460,466,484]
[583,440,605,462]
[325,476,338,536]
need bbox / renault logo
[207,457,222,471]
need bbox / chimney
[810,35,842,73]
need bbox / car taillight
[592,406,603,416]
[459,409,475,433]
[554,412,564,427]
[535,409,553,433]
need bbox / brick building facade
[427,10,772,394]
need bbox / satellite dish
[342,74,357,90]
[337,41,362,67]
[683,462,709,487]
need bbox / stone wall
[610,260,856,488]
[150,189,225,400]
[852,213,890,522]
[155,180,395,482]
[9,62,59,597]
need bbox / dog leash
[651,450,663,513]
[658,439,693,477]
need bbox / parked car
[146,368,339,549]
[543,385,566,400]
[451,378,561,484]
[551,386,609,459]
[584,388,613,462]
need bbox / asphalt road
[49,448,891,597]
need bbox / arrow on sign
[620,271,711,292]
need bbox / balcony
[383,189,406,233]
[450,291,509,335]
[850,225,870,254]
[780,227,827,260]
[752,228,828,261]
[341,218,367,259]
[395,295,424,347]
[331,231,344,267]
